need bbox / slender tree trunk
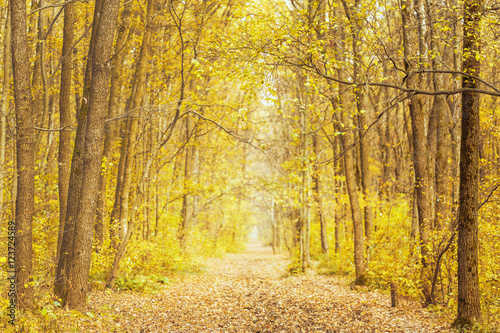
[300,99,310,271]
[304,194,311,268]
[95,0,133,246]
[145,125,153,240]
[402,0,433,304]
[31,0,44,149]
[113,0,157,248]
[41,94,55,171]
[424,0,451,231]
[55,0,102,300]
[312,133,328,254]
[341,0,374,245]
[434,95,451,230]
[56,0,75,259]
[154,161,159,236]
[38,11,51,168]
[117,117,139,240]
[109,121,128,247]
[334,137,341,254]
[10,0,35,309]
[108,103,181,287]
[64,0,120,308]
[180,114,196,246]
[0,10,11,218]
[453,0,482,325]
[107,0,180,287]
[337,70,366,285]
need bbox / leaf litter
[75,242,451,332]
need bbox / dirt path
[81,242,451,332]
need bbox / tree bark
[109,120,128,247]
[10,0,35,309]
[55,0,120,309]
[117,117,139,240]
[31,0,45,149]
[179,114,196,246]
[312,133,328,254]
[112,0,157,248]
[95,0,133,246]
[0,9,11,219]
[65,0,120,307]
[334,136,341,254]
[55,0,102,300]
[453,0,482,325]
[337,69,366,285]
[56,0,75,259]
[424,0,450,231]
[401,0,433,304]
[341,0,374,244]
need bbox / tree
[401,0,434,304]
[111,0,159,248]
[55,0,102,302]
[0,8,11,218]
[340,0,374,247]
[312,133,328,254]
[56,0,75,259]
[10,0,35,309]
[96,0,134,246]
[453,0,482,325]
[336,70,367,285]
[55,0,121,309]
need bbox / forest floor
[73,242,451,332]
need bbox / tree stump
[391,282,398,307]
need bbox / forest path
[83,241,451,332]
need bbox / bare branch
[34,126,75,131]
[479,183,500,210]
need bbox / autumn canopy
[1,0,499,330]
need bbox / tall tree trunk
[144,124,153,240]
[109,121,128,247]
[434,96,451,230]
[56,0,75,259]
[54,0,120,309]
[453,0,482,325]
[382,110,390,190]
[41,94,56,171]
[117,117,139,240]
[401,0,433,304]
[312,133,328,254]
[424,0,450,231]
[64,0,120,308]
[337,69,366,285]
[299,98,310,271]
[31,0,45,149]
[107,0,173,287]
[341,0,374,245]
[112,0,157,248]
[107,99,181,287]
[55,0,102,300]
[179,114,196,246]
[449,3,462,229]
[334,136,341,254]
[95,0,133,246]
[0,9,11,218]
[10,0,35,309]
